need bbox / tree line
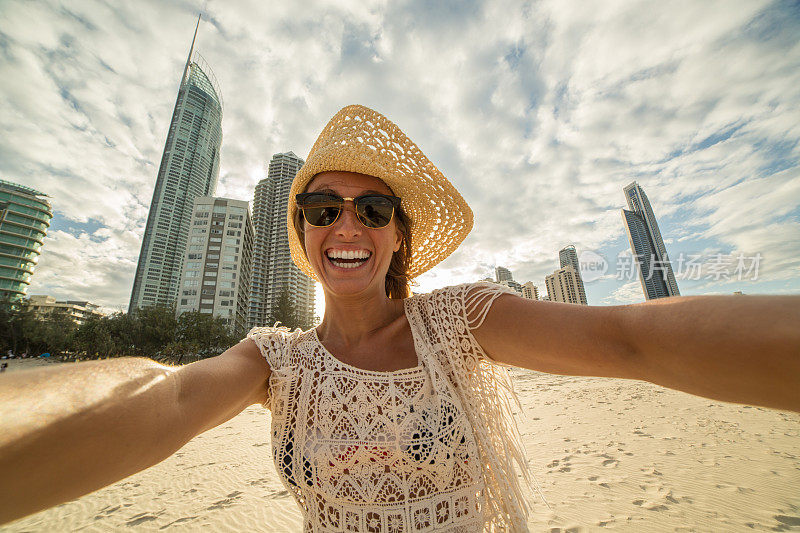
[0,288,315,365]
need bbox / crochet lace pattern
[247,283,532,532]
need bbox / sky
[1,0,799,314]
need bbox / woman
[1,105,798,531]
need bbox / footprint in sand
[645,503,669,511]
[206,491,244,511]
[159,516,199,529]
[774,515,800,530]
[126,513,159,526]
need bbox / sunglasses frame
[296,192,402,229]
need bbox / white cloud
[602,281,645,305]
[1,0,797,309]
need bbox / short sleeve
[412,282,518,365]
[245,326,299,373]
[461,282,518,331]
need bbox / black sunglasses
[296,192,401,229]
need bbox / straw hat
[287,104,473,281]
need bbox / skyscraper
[176,197,253,334]
[621,181,680,300]
[494,266,513,283]
[129,18,223,312]
[545,264,584,304]
[0,179,52,301]
[521,282,539,300]
[248,152,315,329]
[558,245,588,305]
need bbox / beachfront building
[176,197,253,335]
[247,152,315,330]
[483,267,543,299]
[495,266,513,283]
[545,264,585,305]
[621,181,680,300]
[0,180,53,302]
[26,295,104,325]
[521,281,539,300]
[129,18,223,313]
[498,279,523,295]
[559,245,588,304]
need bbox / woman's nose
[335,203,362,237]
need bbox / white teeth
[326,249,371,269]
[326,249,371,260]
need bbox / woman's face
[302,171,403,299]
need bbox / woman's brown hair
[292,200,413,299]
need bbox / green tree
[0,296,36,354]
[127,304,178,357]
[172,311,236,363]
[25,309,77,355]
[271,288,305,330]
[73,312,129,358]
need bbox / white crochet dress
[247,283,531,532]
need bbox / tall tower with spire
[621,181,680,300]
[129,17,223,312]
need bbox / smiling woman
[1,105,798,532]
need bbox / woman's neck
[317,289,405,347]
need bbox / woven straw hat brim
[287,105,473,281]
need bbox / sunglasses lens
[356,196,395,228]
[299,193,341,227]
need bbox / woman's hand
[0,339,269,525]
[472,292,800,412]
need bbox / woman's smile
[325,247,372,269]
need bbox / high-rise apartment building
[0,179,52,301]
[558,245,588,305]
[622,181,680,300]
[248,152,315,329]
[545,264,584,304]
[495,266,513,283]
[129,19,223,312]
[521,281,539,300]
[176,197,253,334]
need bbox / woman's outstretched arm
[0,338,268,525]
[473,293,800,412]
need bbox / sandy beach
[2,359,798,532]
